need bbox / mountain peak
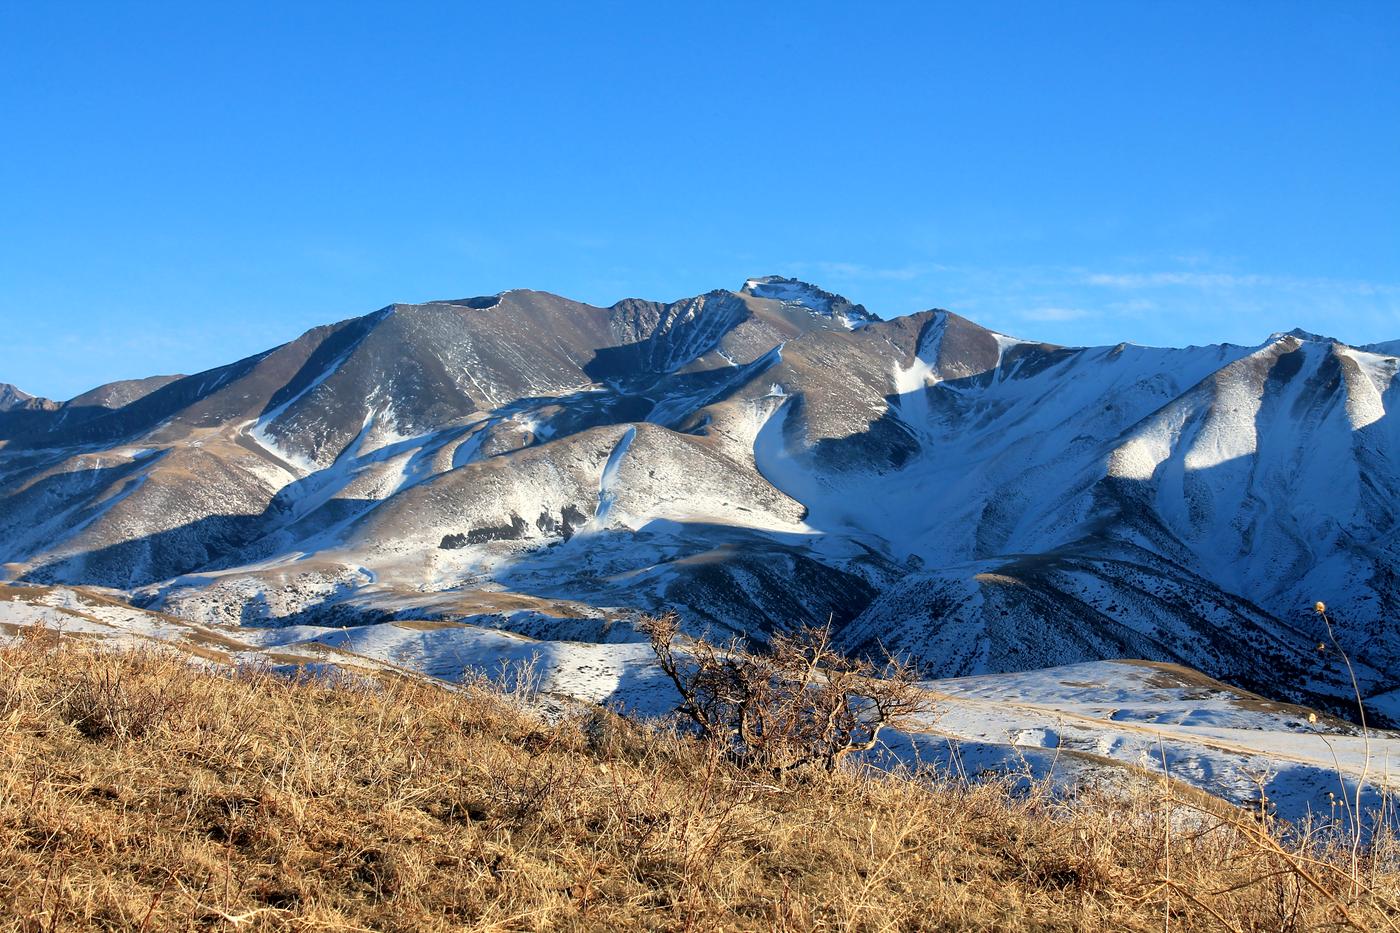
[1363,338,1400,358]
[0,383,55,412]
[739,276,880,327]
[424,295,503,310]
[0,383,33,408]
[1272,327,1339,344]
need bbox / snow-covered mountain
[3,279,1398,720]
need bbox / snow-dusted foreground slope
[898,661,1393,828]
[3,278,1399,724]
[4,584,1392,829]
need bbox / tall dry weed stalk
[1315,600,1375,887]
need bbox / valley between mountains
[4,276,1400,816]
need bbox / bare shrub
[1,624,61,715]
[464,651,543,705]
[17,621,62,653]
[60,652,185,741]
[639,612,929,774]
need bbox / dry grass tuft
[2,633,1398,931]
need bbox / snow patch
[593,427,637,525]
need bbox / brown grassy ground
[2,630,1398,932]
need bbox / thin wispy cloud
[790,261,949,283]
[798,257,1400,350]
[1020,307,1094,322]
[1084,271,1269,289]
[1083,270,1400,296]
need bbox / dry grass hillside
[3,629,1399,931]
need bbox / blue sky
[2,1,1397,400]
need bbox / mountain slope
[2,583,1393,831]
[2,279,1397,720]
[6,613,1397,932]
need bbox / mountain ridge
[3,278,1398,722]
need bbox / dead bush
[640,613,930,774]
[59,652,186,741]
[0,625,59,720]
